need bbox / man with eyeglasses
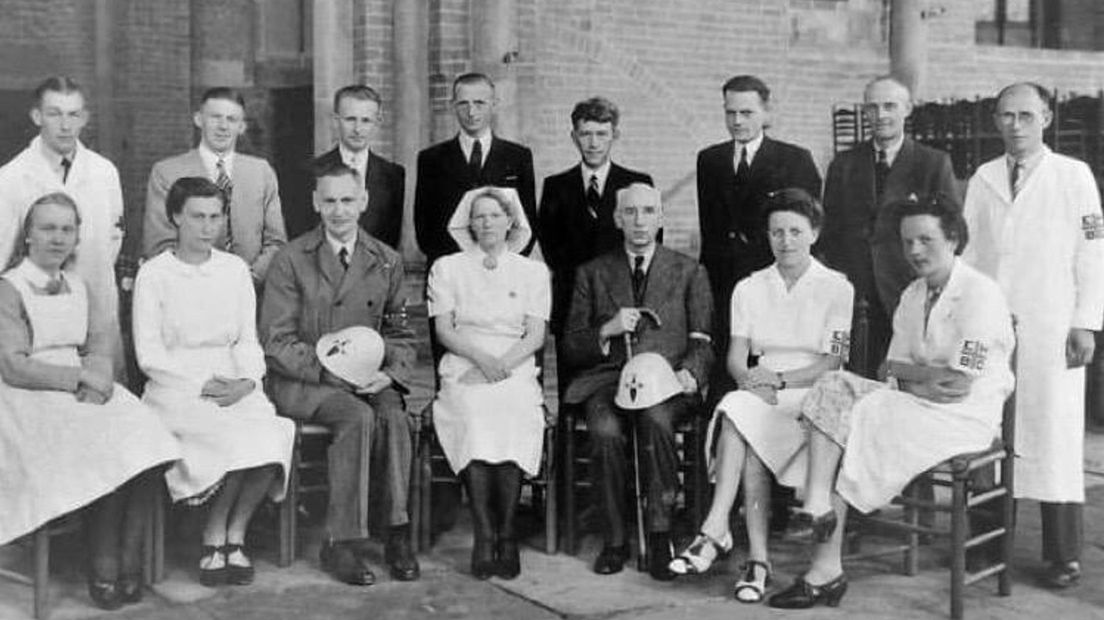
[963,82,1104,589]
[414,72,536,267]
[817,76,958,373]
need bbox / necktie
[1010,160,1025,199]
[631,254,646,306]
[216,158,234,250]
[874,149,890,201]
[586,173,601,218]
[338,247,350,271]
[735,147,750,185]
[60,157,72,183]
[468,139,483,181]
[923,285,942,328]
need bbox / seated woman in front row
[133,177,294,587]
[667,188,853,603]
[0,192,179,610]
[768,194,1014,610]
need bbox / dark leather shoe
[224,543,255,586]
[117,574,143,605]
[786,510,838,543]
[198,544,226,587]
[593,544,630,575]
[647,533,675,581]
[768,574,848,609]
[471,537,496,580]
[320,540,376,586]
[385,527,421,581]
[1042,561,1081,589]
[496,539,520,580]
[87,579,123,611]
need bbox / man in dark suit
[414,72,536,266]
[696,74,821,533]
[295,85,405,246]
[538,96,653,355]
[817,76,958,372]
[562,183,713,580]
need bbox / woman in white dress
[667,188,853,603]
[428,186,550,580]
[0,193,179,610]
[133,177,294,587]
[768,194,1014,610]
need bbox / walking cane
[623,331,648,572]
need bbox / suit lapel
[597,252,635,310]
[641,246,675,310]
[335,235,378,302]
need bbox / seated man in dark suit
[297,85,405,247]
[539,96,653,343]
[414,72,537,267]
[562,183,713,580]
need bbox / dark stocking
[493,463,523,541]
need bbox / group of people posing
[0,67,1099,614]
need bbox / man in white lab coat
[0,76,125,371]
[962,82,1104,588]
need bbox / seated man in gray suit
[562,183,713,580]
[143,87,287,284]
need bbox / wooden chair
[846,328,1018,620]
[277,422,333,566]
[560,399,708,558]
[411,402,558,554]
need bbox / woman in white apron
[428,187,550,580]
[769,194,1014,610]
[666,188,853,603]
[0,193,179,610]
[133,178,293,587]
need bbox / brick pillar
[313,0,354,154]
[890,0,925,97]
[470,0,521,140]
[393,0,429,265]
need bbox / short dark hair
[996,81,1052,109]
[894,192,969,255]
[722,75,770,104]
[33,76,84,108]
[165,177,227,225]
[199,86,246,109]
[763,187,822,230]
[311,159,359,190]
[570,97,619,128]
[333,84,382,112]
[5,192,82,272]
[452,72,495,99]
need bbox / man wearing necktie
[562,183,713,580]
[538,97,654,389]
[963,82,1104,589]
[0,76,126,378]
[301,85,405,247]
[818,76,958,376]
[414,73,537,268]
[143,87,287,286]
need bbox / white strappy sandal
[667,531,733,575]
[733,559,772,603]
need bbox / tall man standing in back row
[144,87,287,285]
[963,82,1104,589]
[818,76,958,373]
[415,72,536,267]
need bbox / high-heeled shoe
[87,578,124,611]
[768,573,848,609]
[496,539,520,580]
[471,537,497,580]
[668,530,733,575]
[786,510,838,543]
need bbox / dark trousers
[1041,501,1082,564]
[312,387,411,542]
[585,385,694,544]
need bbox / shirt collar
[1006,145,1048,178]
[874,135,905,166]
[16,258,66,288]
[198,142,235,179]
[325,230,358,257]
[625,244,657,272]
[735,132,765,166]
[580,160,612,193]
[459,132,492,163]
[338,143,370,178]
[33,136,79,180]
